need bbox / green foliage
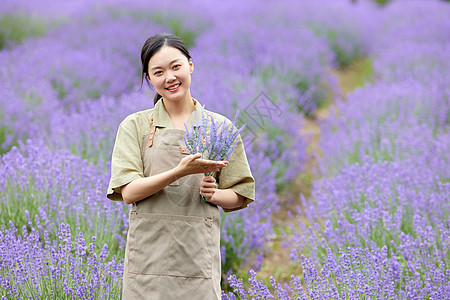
[440,177,450,184]
[152,12,198,49]
[258,65,330,117]
[307,24,363,68]
[0,125,20,155]
[349,57,374,88]
[0,14,47,49]
[106,7,204,49]
[51,78,67,99]
[373,0,393,6]
[234,118,295,193]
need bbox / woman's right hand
[176,153,228,177]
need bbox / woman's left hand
[200,175,218,202]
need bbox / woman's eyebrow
[150,59,183,71]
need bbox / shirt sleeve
[107,119,144,201]
[217,132,255,213]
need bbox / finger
[208,164,226,171]
[189,155,200,163]
[204,175,215,182]
[201,159,227,165]
[206,168,220,173]
[199,190,212,197]
[201,192,213,200]
[202,178,215,185]
[200,160,220,166]
[192,153,202,160]
[204,183,216,189]
[200,185,216,193]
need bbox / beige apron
[122,126,222,299]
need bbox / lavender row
[0,139,128,253]
[320,1,450,171]
[287,152,449,290]
[0,3,207,154]
[289,1,450,296]
[224,0,450,298]
[228,147,449,297]
[0,220,123,299]
[290,0,450,297]
[223,245,449,299]
[0,13,167,153]
[319,80,450,172]
[225,155,450,298]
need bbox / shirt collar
[152,97,205,129]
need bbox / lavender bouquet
[184,106,246,204]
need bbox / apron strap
[148,116,190,155]
[148,117,156,147]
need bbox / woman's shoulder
[119,108,154,134]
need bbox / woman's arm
[121,167,180,205]
[209,189,245,210]
[200,176,245,209]
[121,153,228,204]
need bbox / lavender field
[1,0,449,299]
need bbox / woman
[107,33,255,299]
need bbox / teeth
[168,84,180,89]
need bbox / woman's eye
[154,71,162,75]
[173,64,181,69]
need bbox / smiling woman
[107,33,255,299]
[139,33,193,105]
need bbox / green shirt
[107,98,255,213]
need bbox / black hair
[139,33,192,105]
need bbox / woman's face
[147,46,194,102]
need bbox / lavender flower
[184,106,246,203]
[0,220,123,298]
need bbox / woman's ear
[146,73,151,82]
[189,58,194,74]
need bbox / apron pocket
[128,213,171,275]
[127,213,213,279]
[167,215,213,279]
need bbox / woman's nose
[165,71,176,82]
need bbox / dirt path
[252,57,374,284]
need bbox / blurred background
[1,0,449,298]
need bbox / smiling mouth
[165,83,181,92]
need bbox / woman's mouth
[165,83,181,92]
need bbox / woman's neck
[162,94,195,120]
